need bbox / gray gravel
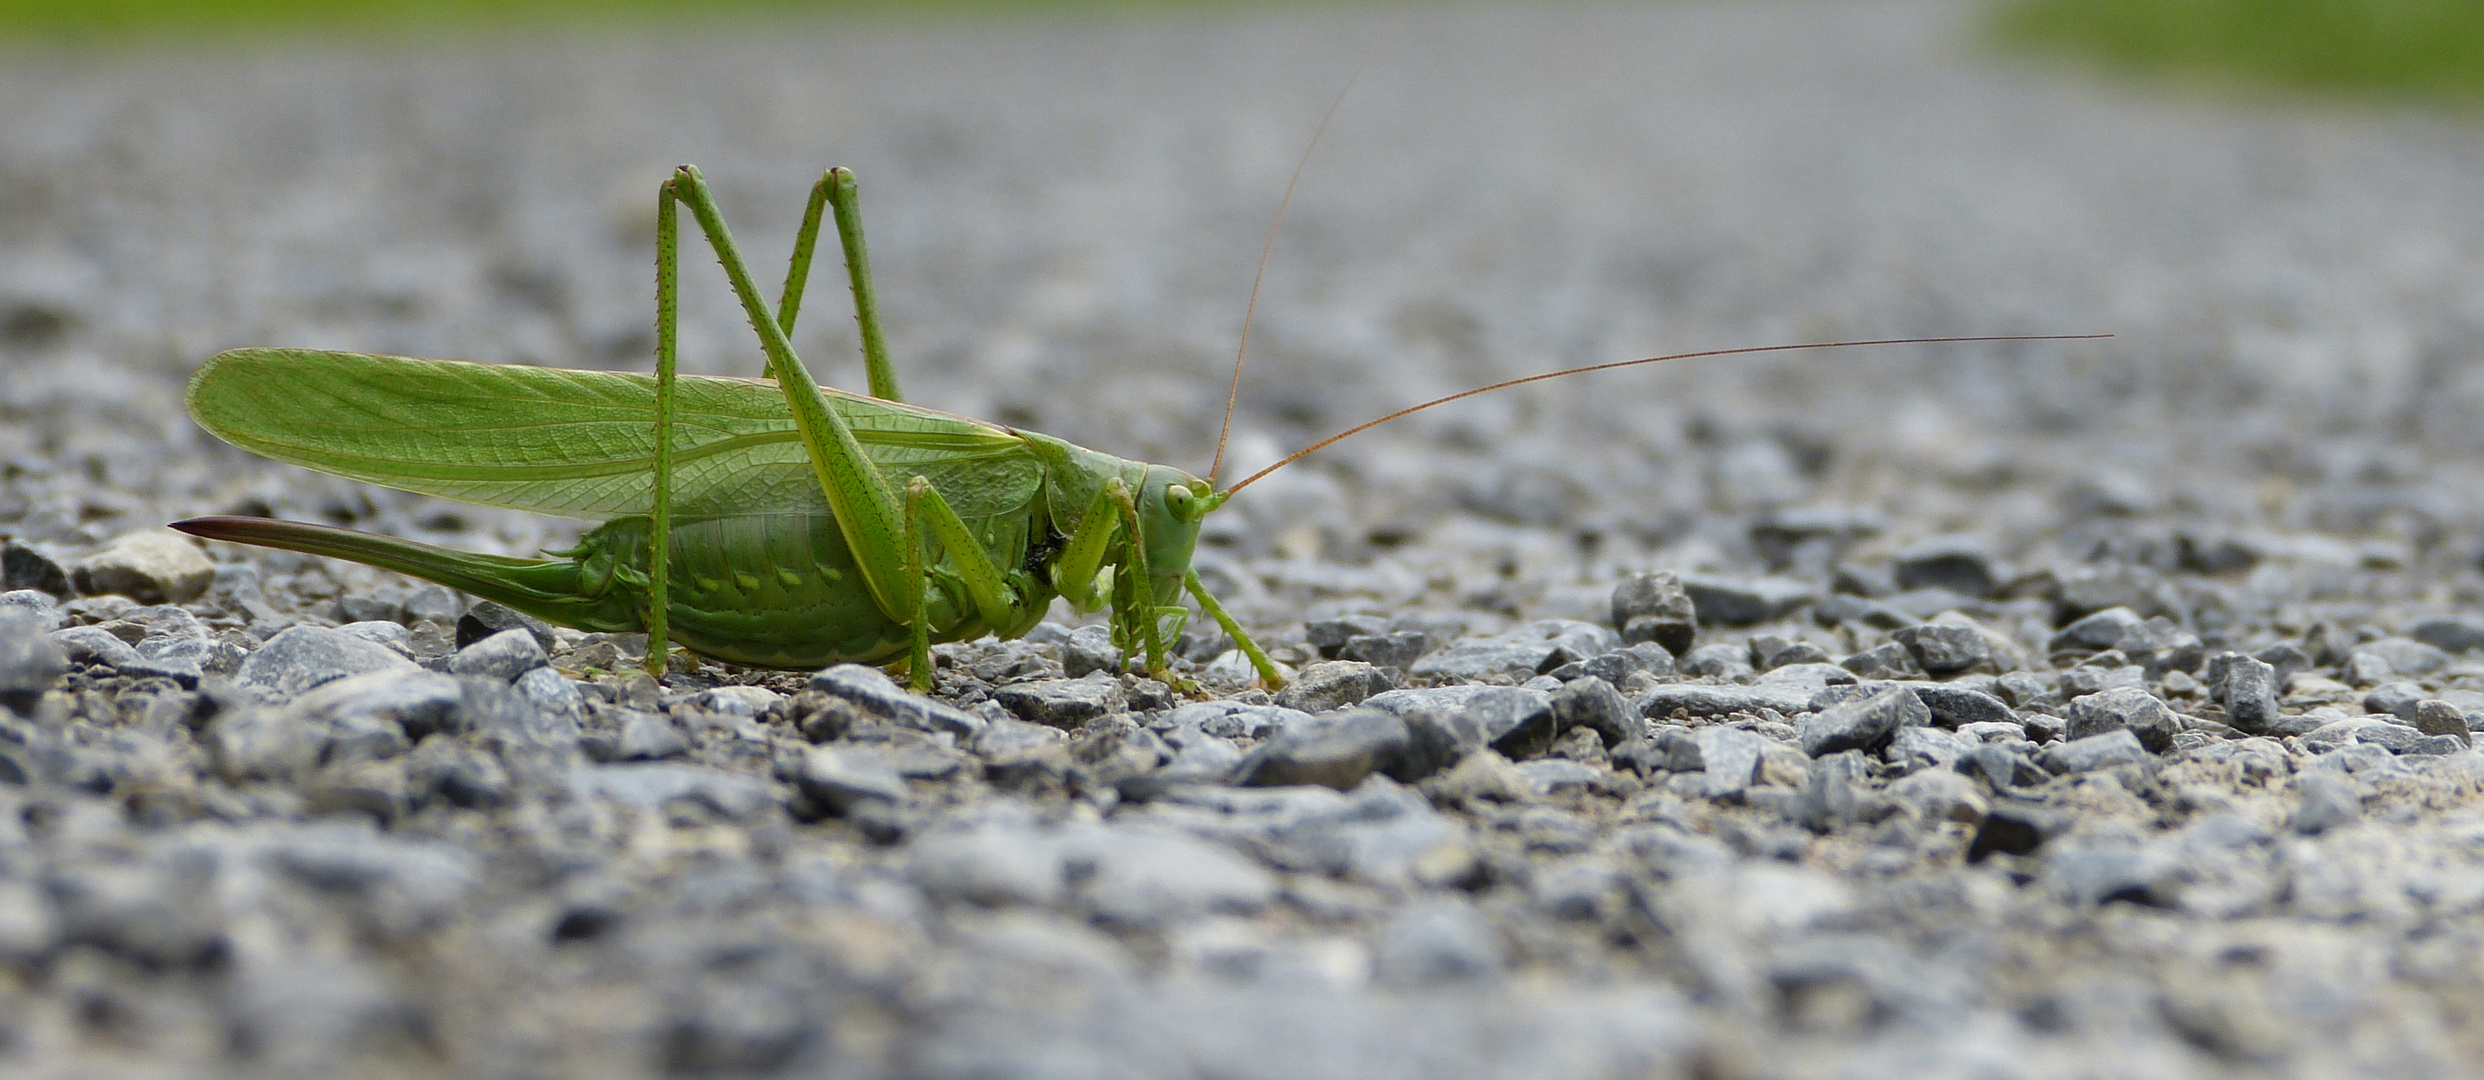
[6,1,2484,1076]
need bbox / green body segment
[171,164,1278,687]
[178,349,1109,670]
[171,507,1060,669]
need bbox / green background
[5,0,2484,108]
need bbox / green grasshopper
[176,166,1281,690]
[173,164,2098,691]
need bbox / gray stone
[1372,899,1504,986]
[1156,733,1244,783]
[255,825,480,934]
[1610,570,1697,654]
[2413,700,2472,745]
[1677,641,1755,678]
[1546,676,1636,748]
[2217,653,2284,734]
[2349,721,2428,754]
[1968,804,2060,860]
[2113,617,2204,676]
[993,672,1126,728]
[908,823,1067,906]
[1894,534,2001,597]
[1157,699,1307,740]
[616,711,688,760]
[2362,681,2425,723]
[1515,757,1604,795]
[70,528,215,604]
[2,541,71,598]
[0,879,56,963]
[809,662,985,739]
[2038,728,2151,774]
[1890,623,1988,674]
[1749,634,1832,670]
[2251,641,2313,684]
[1690,726,1767,798]
[1457,687,1556,745]
[1059,623,1121,678]
[2290,773,2362,834]
[1073,825,1278,926]
[1912,683,2015,728]
[1409,619,1617,683]
[454,600,556,651]
[0,610,67,711]
[207,706,326,782]
[1885,725,1968,773]
[1678,572,1818,626]
[514,665,585,723]
[1637,682,1813,720]
[973,715,1068,758]
[50,624,142,669]
[0,590,62,630]
[572,762,776,820]
[1304,614,1390,655]
[1362,683,1507,720]
[1391,709,1495,782]
[1234,709,1410,791]
[46,863,227,967]
[1794,750,1868,832]
[2049,606,2143,653]
[1273,660,1391,714]
[2408,614,2484,654]
[1339,631,1430,670]
[2065,686,2179,753]
[2350,637,2449,677]
[409,740,512,809]
[1955,743,2044,789]
[2406,733,2470,755]
[1813,592,1917,630]
[283,669,462,740]
[1799,686,1922,757]
[1887,767,1986,823]
[798,745,908,812]
[137,635,241,685]
[1549,642,1676,684]
[445,627,548,681]
[457,677,575,750]
[2056,663,2146,701]
[238,624,419,699]
[2041,846,2179,908]
[1839,641,1919,679]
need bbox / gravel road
[6,1,2484,1076]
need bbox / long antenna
[1207,38,1389,487]
[1216,334,2112,497]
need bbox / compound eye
[1164,483,1195,517]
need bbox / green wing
[187,348,1044,523]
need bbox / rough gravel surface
[6,1,2484,1077]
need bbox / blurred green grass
[1990,0,2484,104]
[0,0,1331,43]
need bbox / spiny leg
[667,166,919,631]
[897,475,1028,690]
[1186,570,1284,687]
[826,168,902,403]
[1050,482,1126,613]
[643,177,682,678]
[772,171,833,356]
[901,480,932,690]
[1102,482,1172,680]
[768,168,901,405]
